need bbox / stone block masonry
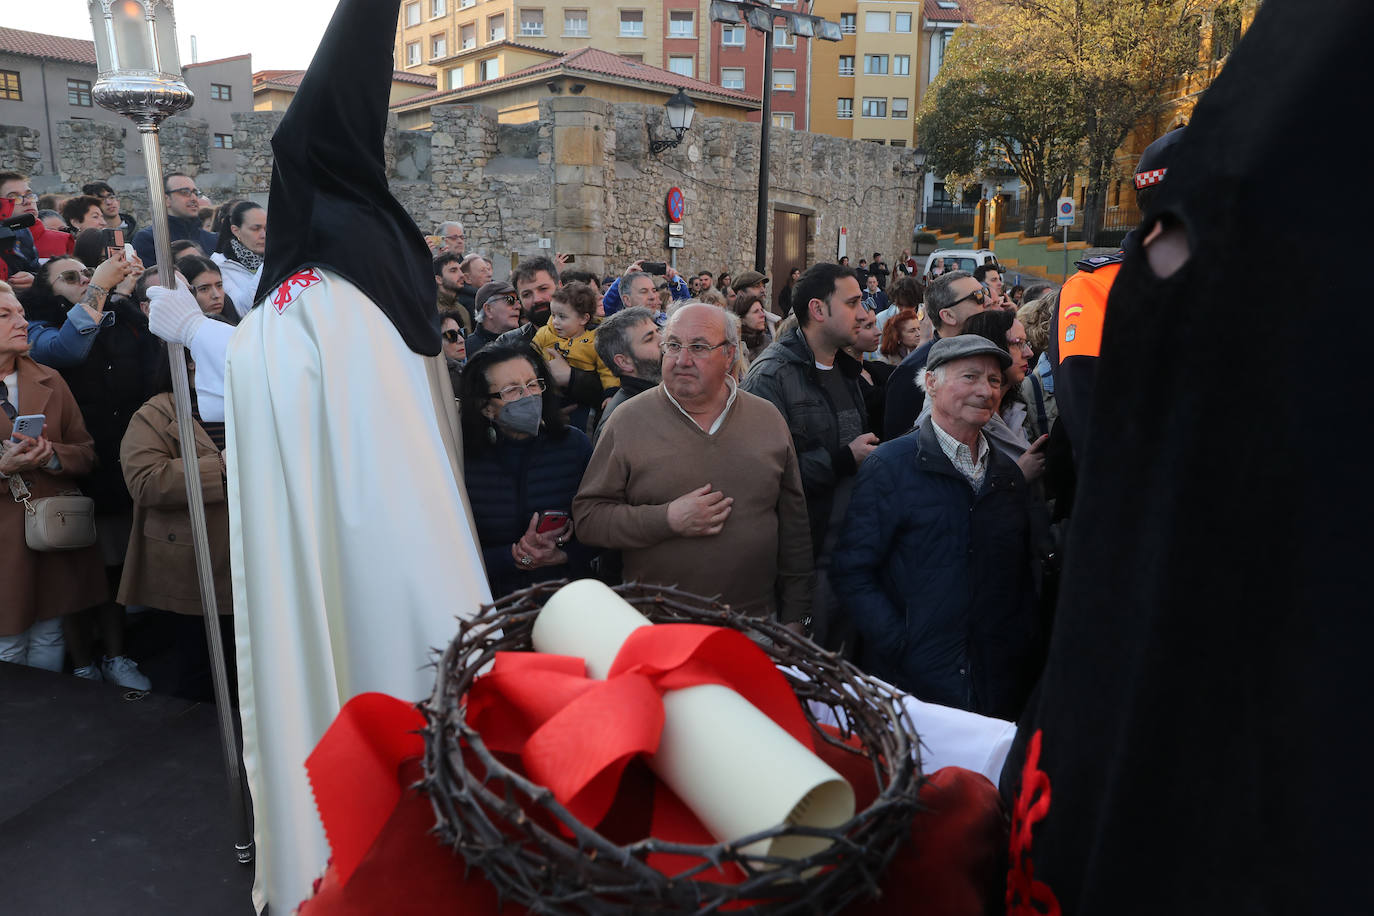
[3,100,921,280]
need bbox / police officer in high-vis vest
[1050,129,1186,459]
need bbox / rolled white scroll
[531,579,855,861]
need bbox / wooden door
[771,210,809,315]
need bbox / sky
[8,0,342,70]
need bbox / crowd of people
[2,161,1069,723]
[415,230,1067,722]
[1,168,264,695]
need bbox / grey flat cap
[927,334,1013,371]
[474,280,516,313]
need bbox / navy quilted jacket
[464,427,594,599]
[830,420,1041,720]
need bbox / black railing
[919,204,978,239]
[998,190,1144,243]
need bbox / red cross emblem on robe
[271,268,324,314]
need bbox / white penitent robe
[223,269,489,913]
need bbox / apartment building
[391,46,759,129]
[395,1,731,94]
[0,26,252,178]
[707,4,811,130]
[809,0,924,146]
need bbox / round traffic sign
[1059,200,1074,215]
[666,187,684,223]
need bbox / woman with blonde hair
[0,281,109,673]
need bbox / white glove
[146,280,208,347]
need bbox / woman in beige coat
[117,355,233,699]
[0,282,108,669]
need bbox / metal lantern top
[664,89,696,133]
[88,0,194,125]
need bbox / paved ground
[0,661,256,915]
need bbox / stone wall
[0,126,43,178]
[4,100,921,278]
[1,114,232,226]
[234,111,283,198]
[56,120,125,188]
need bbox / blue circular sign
[667,187,685,222]
[1059,200,1073,215]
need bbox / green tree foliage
[917,27,1082,235]
[920,0,1226,242]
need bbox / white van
[923,248,998,278]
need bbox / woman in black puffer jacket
[458,344,594,599]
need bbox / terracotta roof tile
[255,68,435,91]
[0,26,96,67]
[184,54,251,69]
[391,69,438,87]
[923,0,974,24]
[396,46,760,110]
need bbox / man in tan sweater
[573,304,813,624]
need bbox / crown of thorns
[420,581,924,915]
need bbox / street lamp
[649,89,697,155]
[87,0,253,867]
[711,0,842,272]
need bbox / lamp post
[87,0,253,867]
[711,1,842,272]
[649,89,697,154]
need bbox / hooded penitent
[1002,1,1374,912]
[224,0,489,911]
[251,0,439,358]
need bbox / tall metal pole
[1063,224,1069,280]
[142,130,254,865]
[88,0,253,860]
[755,28,774,273]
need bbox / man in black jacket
[131,172,217,266]
[742,262,877,645]
[869,251,889,290]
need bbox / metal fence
[918,203,978,239]
[1002,190,1144,244]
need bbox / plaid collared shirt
[931,419,990,490]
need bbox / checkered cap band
[1134,167,1167,189]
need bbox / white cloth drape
[223,270,489,913]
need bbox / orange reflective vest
[1056,258,1121,363]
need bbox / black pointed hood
[253,0,440,356]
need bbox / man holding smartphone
[599,259,689,317]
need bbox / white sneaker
[73,664,103,681]
[101,655,152,691]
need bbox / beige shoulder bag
[2,442,97,552]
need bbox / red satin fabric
[299,754,1008,916]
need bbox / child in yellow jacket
[533,280,620,398]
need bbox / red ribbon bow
[306,624,821,889]
[465,623,817,830]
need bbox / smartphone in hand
[10,413,44,441]
[536,510,569,535]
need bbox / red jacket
[29,218,74,260]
